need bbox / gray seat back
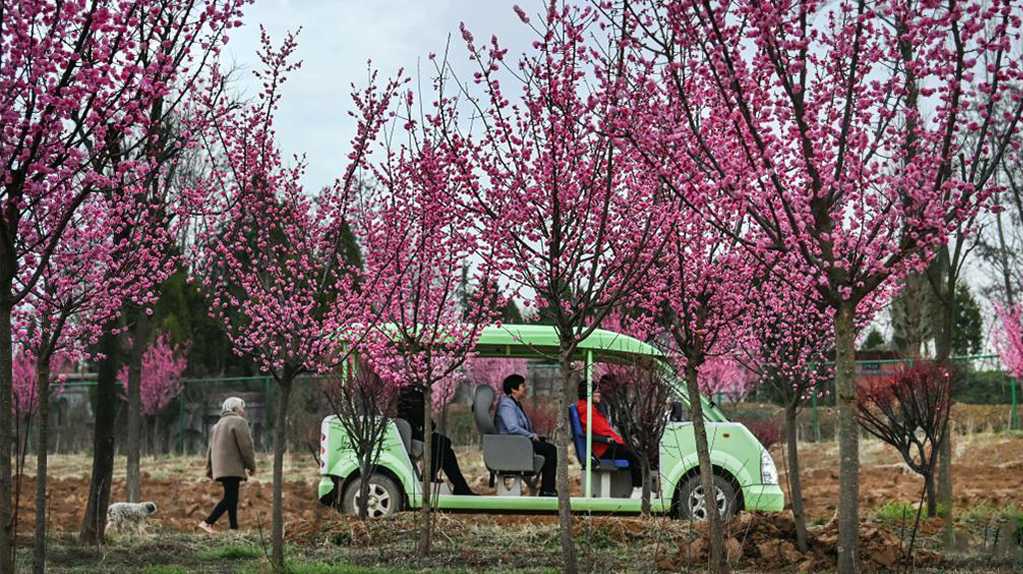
[395,418,414,454]
[473,385,497,435]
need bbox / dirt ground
[780,432,1023,521]
[11,432,1023,533]
[9,432,1023,572]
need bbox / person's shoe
[452,487,478,496]
[630,487,644,500]
[197,521,215,534]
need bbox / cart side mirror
[669,401,687,422]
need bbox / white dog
[106,501,158,536]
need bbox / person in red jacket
[576,380,644,496]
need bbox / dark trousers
[206,477,241,529]
[427,432,473,495]
[602,443,644,488]
[533,440,557,494]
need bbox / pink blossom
[117,334,187,416]
[995,304,1023,379]
[698,356,753,401]
[12,351,69,416]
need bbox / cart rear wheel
[341,474,402,518]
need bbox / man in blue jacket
[495,374,557,496]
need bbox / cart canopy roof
[473,324,662,361]
[473,324,727,422]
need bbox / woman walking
[199,397,256,533]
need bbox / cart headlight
[761,449,778,485]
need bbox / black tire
[675,474,738,521]
[341,473,402,518]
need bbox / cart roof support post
[585,349,593,499]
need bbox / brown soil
[9,432,1023,537]
[777,432,1023,521]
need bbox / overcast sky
[224,0,534,193]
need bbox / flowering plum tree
[355,125,498,554]
[647,208,756,572]
[621,1,1023,569]
[446,6,672,568]
[9,348,65,561]
[19,184,173,566]
[118,334,187,416]
[11,352,67,417]
[0,0,246,563]
[188,30,401,570]
[735,267,835,552]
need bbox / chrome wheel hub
[688,484,727,521]
[354,483,392,518]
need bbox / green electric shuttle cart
[317,324,784,519]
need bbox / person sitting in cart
[577,377,644,498]
[397,383,477,495]
[495,374,558,497]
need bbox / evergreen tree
[860,328,887,352]
[952,284,983,356]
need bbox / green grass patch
[197,542,263,561]
[874,500,918,523]
[959,502,1023,523]
[236,561,434,574]
[141,566,191,574]
[287,563,404,574]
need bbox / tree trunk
[939,429,954,547]
[924,471,937,518]
[356,448,371,520]
[33,355,52,573]
[271,375,293,573]
[0,300,16,573]
[418,383,433,556]
[14,412,33,541]
[126,311,151,502]
[79,329,122,545]
[784,402,809,553]
[149,417,157,456]
[683,361,728,574]
[640,457,652,516]
[555,351,578,574]
[929,257,956,548]
[834,302,860,574]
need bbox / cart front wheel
[676,474,737,521]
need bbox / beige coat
[206,413,257,480]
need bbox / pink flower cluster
[995,304,1023,379]
[11,352,68,416]
[697,357,754,402]
[118,335,188,416]
[187,29,405,379]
